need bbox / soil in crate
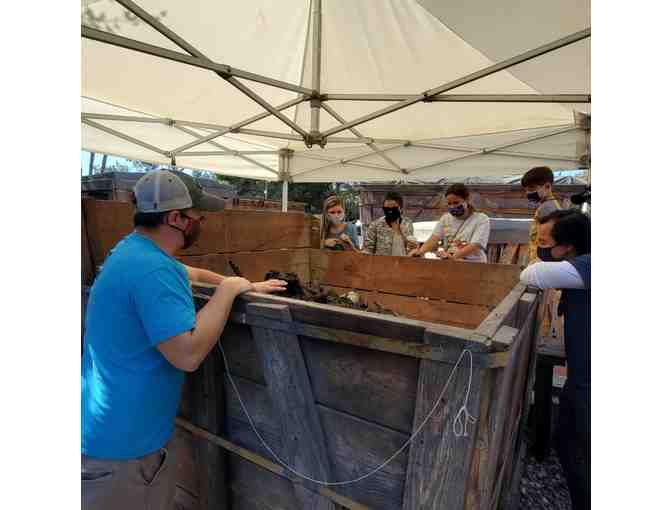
[263,270,398,316]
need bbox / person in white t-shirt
[409,183,491,263]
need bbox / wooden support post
[189,350,229,510]
[402,329,485,510]
[248,302,336,510]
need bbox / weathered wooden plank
[238,292,435,343]
[471,282,527,344]
[320,284,490,330]
[181,249,311,284]
[175,485,199,510]
[311,249,519,307]
[189,351,228,510]
[464,370,496,510]
[81,198,134,266]
[81,199,313,262]
[370,255,520,307]
[226,209,311,252]
[402,330,485,510]
[248,303,336,510]
[173,427,199,498]
[220,323,266,384]
[229,456,299,510]
[319,406,409,510]
[310,249,375,290]
[301,336,419,433]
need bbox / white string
[218,340,476,486]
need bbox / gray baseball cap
[133,169,226,213]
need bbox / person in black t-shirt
[520,210,590,510]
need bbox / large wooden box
[81,200,539,510]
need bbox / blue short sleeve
[131,266,196,346]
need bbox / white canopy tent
[82,0,590,205]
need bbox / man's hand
[438,250,452,260]
[251,279,288,294]
[323,238,339,248]
[219,276,253,295]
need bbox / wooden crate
[81,203,539,510]
[175,252,539,510]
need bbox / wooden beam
[247,303,336,509]
[402,329,485,510]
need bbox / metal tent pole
[279,149,293,212]
[321,28,590,139]
[309,0,322,141]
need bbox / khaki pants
[81,437,176,510]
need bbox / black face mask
[537,246,563,262]
[169,213,201,249]
[449,204,466,217]
[383,207,401,224]
[527,191,541,203]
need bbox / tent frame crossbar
[173,124,279,175]
[407,126,580,173]
[323,94,591,103]
[113,0,308,138]
[81,26,311,96]
[321,28,590,138]
[82,118,168,157]
[321,102,406,173]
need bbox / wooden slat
[471,282,528,344]
[248,303,336,510]
[81,198,134,266]
[174,427,199,498]
[81,199,313,263]
[311,250,520,307]
[320,285,489,330]
[189,351,229,510]
[301,336,419,433]
[181,249,311,287]
[220,323,266,384]
[225,209,311,252]
[402,330,485,510]
[319,406,409,510]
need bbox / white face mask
[328,212,345,224]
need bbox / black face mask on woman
[383,207,401,225]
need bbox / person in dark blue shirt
[81,170,286,510]
[521,209,590,510]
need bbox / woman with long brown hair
[409,183,490,262]
[320,195,358,251]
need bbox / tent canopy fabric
[81,0,590,183]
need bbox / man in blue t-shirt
[81,170,285,510]
[520,210,590,510]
